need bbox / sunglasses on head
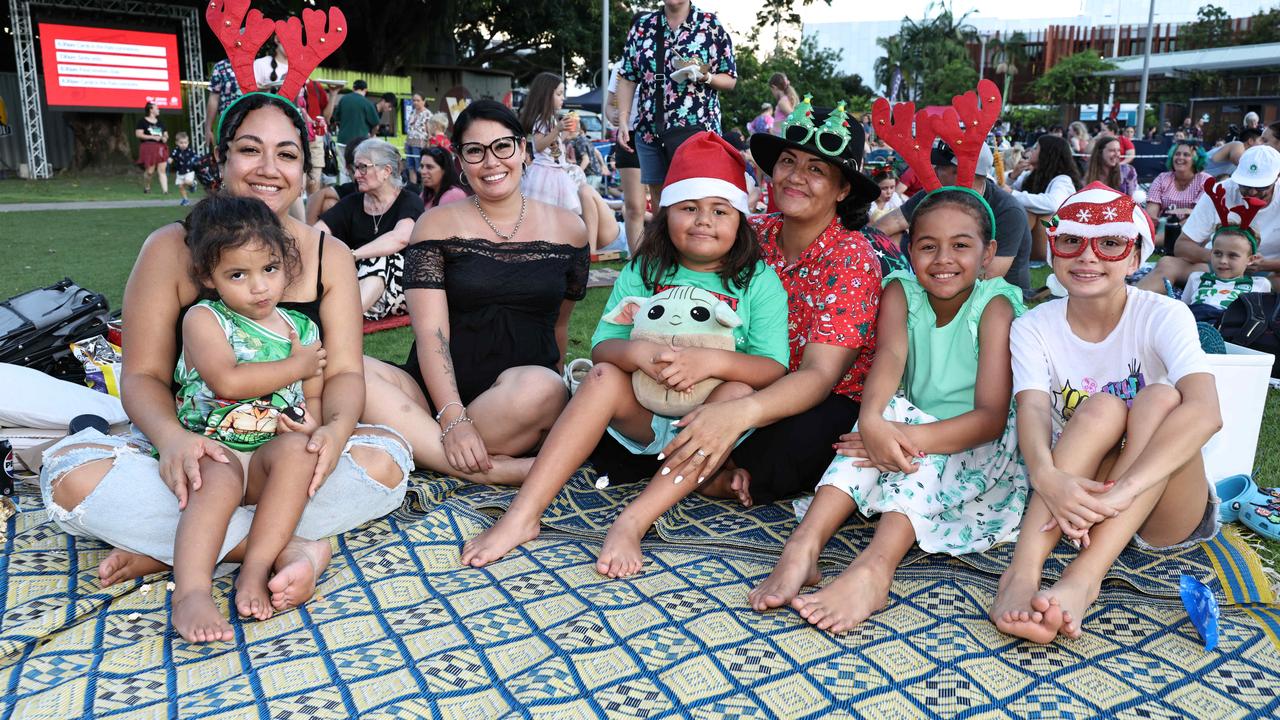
[1049,234,1136,262]
[457,136,520,164]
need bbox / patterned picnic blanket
[3,469,1280,719]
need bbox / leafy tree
[720,36,873,132]
[752,0,834,43]
[1029,51,1117,123]
[1242,6,1280,44]
[926,59,978,106]
[878,1,977,103]
[1179,5,1232,50]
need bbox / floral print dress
[811,273,1030,555]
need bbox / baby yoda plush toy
[601,286,742,417]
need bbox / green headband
[1212,225,1260,254]
[215,91,308,148]
[923,185,998,242]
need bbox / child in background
[171,195,329,643]
[426,112,452,152]
[1180,178,1269,323]
[460,133,789,574]
[869,166,905,223]
[991,182,1221,643]
[170,131,199,206]
[750,188,1028,632]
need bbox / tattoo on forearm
[434,329,456,383]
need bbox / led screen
[38,23,182,110]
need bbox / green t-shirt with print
[591,260,790,368]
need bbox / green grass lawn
[0,172,207,205]
[2,206,1277,569]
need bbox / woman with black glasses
[361,100,590,483]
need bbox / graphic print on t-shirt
[1052,359,1146,420]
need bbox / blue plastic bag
[1180,574,1220,651]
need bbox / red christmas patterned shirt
[751,213,881,401]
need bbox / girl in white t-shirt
[991,182,1221,644]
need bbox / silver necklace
[366,192,392,236]
[474,194,526,241]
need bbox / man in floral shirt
[205,58,242,148]
[615,0,736,202]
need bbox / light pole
[1105,0,1122,110]
[602,0,609,129]
[1136,0,1156,137]
[978,31,993,80]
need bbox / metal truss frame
[8,0,205,179]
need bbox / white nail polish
[660,467,670,476]
[674,475,684,484]
[657,453,665,461]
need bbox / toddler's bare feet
[267,538,332,611]
[171,588,233,643]
[235,566,274,621]
[460,515,540,567]
[98,549,167,587]
[748,543,822,612]
[990,569,1060,644]
[791,558,892,633]
[596,515,648,578]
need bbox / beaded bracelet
[439,413,473,441]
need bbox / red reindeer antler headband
[205,0,346,100]
[1205,176,1266,252]
[872,79,1003,193]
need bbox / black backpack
[1218,292,1280,377]
[0,278,112,384]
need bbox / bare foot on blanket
[172,588,233,643]
[98,549,168,587]
[267,538,332,611]
[235,566,274,621]
[596,515,647,578]
[460,515,539,567]
[468,456,536,486]
[1037,574,1100,640]
[729,468,753,507]
[991,569,1060,644]
[748,543,822,611]
[791,558,892,633]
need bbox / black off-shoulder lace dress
[400,237,589,408]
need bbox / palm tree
[874,35,909,99]
[990,31,1028,105]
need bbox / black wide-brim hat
[750,106,881,205]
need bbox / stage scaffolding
[7,0,205,179]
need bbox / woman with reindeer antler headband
[37,1,415,643]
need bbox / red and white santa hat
[660,131,750,215]
[1051,181,1155,264]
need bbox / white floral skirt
[813,395,1028,555]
